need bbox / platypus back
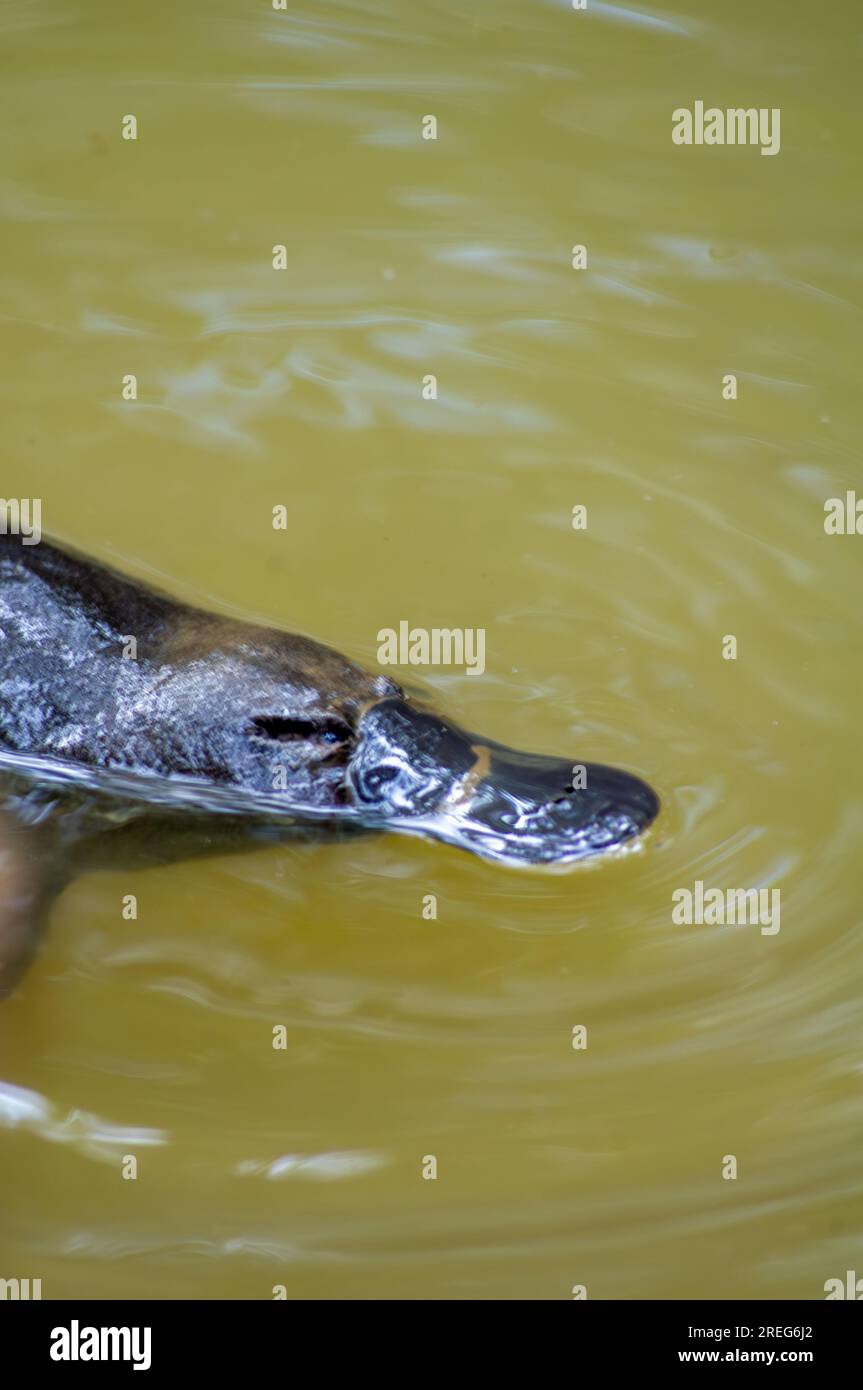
[0,531,393,793]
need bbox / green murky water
[1,0,861,1299]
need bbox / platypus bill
[0,532,659,994]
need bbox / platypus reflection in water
[0,532,659,995]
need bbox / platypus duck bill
[347,698,659,868]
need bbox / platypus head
[132,621,658,868]
[346,697,659,868]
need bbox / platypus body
[0,532,659,994]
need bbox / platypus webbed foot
[0,806,69,997]
[347,698,659,868]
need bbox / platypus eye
[250,715,352,744]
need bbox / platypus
[0,532,659,994]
